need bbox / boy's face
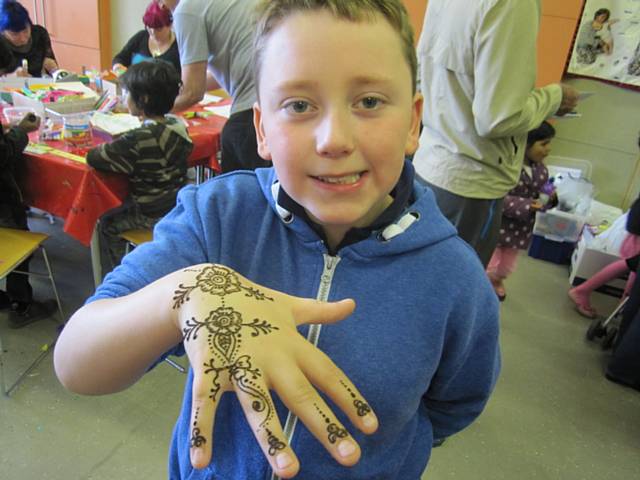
[124,90,141,117]
[254,10,422,243]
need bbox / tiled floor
[1,214,639,479]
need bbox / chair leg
[0,333,7,396]
[164,357,187,373]
[2,343,55,396]
[41,246,65,323]
[195,165,204,185]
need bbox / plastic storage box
[533,208,587,243]
[3,106,37,126]
[569,230,626,297]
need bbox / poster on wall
[567,0,640,87]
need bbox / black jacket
[627,194,640,235]
[0,123,29,208]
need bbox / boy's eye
[284,100,310,114]
[357,96,382,110]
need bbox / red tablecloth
[20,109,227,246]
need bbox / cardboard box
[533,208,587,243]
[569,230,626,296]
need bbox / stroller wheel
[586,318,605,341]
[601,328,618,350]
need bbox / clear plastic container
[63,112,93,148]
[3,106,38,127]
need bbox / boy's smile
[254,10,422,249]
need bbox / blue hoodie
[91,165,500,480]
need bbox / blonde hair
[253,0,417,95]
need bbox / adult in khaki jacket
[413,0,578,266]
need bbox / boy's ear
[253,102,272,161]
[404,92,423,156]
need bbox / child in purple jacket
[487,121,557,300]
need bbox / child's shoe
[487,273,506,301]
[568,289,597,318]
[9,299,58,329]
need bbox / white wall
[552,77,640,210]
[110,0,148,58]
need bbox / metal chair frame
[0,228,65,396]
[119,229,186,374]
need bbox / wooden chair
[0,227,65,396]
[120,228,153,255]
[118,228,186,374]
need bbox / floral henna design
[173,265,274,309]
[314,404,348,444]
[190,408,207,448]
[340,380,372,417]
[183,305,279,427]
[183,307,278,358]
[265,428,286,456]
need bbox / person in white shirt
[413,0,579,266]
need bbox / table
[20,108,227,286]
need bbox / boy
[55,1,500,479]
[86,59,193,271]
[1,112,58,326]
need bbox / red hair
[143,1,172,29]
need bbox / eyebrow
[273,75,395,93]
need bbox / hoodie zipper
[269,254,341,480]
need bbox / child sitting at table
[1,112,58,327]
[87,59,193,272]
[55,1,500,479]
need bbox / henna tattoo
[183,304,279,428]
[340,380,372,417]
[314,403,348,444]
[183,307,278,357]
[173,265,274,309]
[265,428,286,456]
[190,408,207,448]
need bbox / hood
[254,162,459,259]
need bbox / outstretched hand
[172,264,378,478]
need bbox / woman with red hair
[112,0,180,75]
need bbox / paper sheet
[25,142,86,163]
[198,93,224,105]
[25,142,52,155]
[204,104,232,118]
[91,112,141,135]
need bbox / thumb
[291,298,356,326]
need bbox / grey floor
[1,214,639,479]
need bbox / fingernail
[191,449,205,468]
[276,452,294,469]
[338,439,356,458]
[362,414,377,429]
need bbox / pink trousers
[487,247,520,280]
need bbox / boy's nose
[316,109,354,157]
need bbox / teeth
[316,173,361,185]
